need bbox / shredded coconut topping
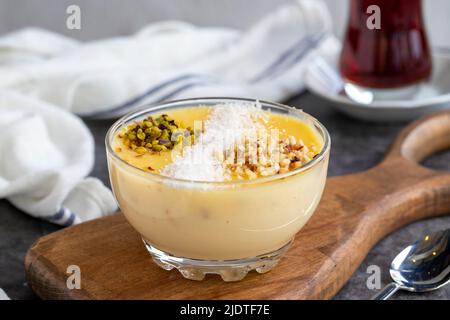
[161,101,266,182]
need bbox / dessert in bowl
[106,98,330,281]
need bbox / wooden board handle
[362,110,450,211]
[384,110,450,166]
[339,110,450,252]
[359,110,450,222]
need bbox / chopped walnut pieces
[222,135,319,180]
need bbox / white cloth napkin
[0,92,117,225]
[0,288,9,300]
[0,0,338,119]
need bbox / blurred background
[0,0,449,47]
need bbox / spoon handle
[372,283,401,300]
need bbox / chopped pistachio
[135,147,147,154]
[151,127,161,138]
[128,132,136,140]
[160,130,169,140]
[152,144,165,152]
[137,131,146,140]
[120,113,194,155]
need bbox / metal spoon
[372,229,450,300]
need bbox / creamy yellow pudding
[106,98,330,280]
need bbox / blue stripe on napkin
[47,206,76,226]
[81,74,216,119]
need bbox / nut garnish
[120,114,194,154]
[223,135,319,180]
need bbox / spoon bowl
[373,229,450,299]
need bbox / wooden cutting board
[25,111,450,300]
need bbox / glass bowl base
[142,239,293,281]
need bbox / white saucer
[304,49,450,122]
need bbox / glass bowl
[106,98,330,281]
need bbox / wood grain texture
[25,111,450,300]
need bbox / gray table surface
[1,92,449,300]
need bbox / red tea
[340,0,432,89]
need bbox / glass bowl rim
[105,97,331,186]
